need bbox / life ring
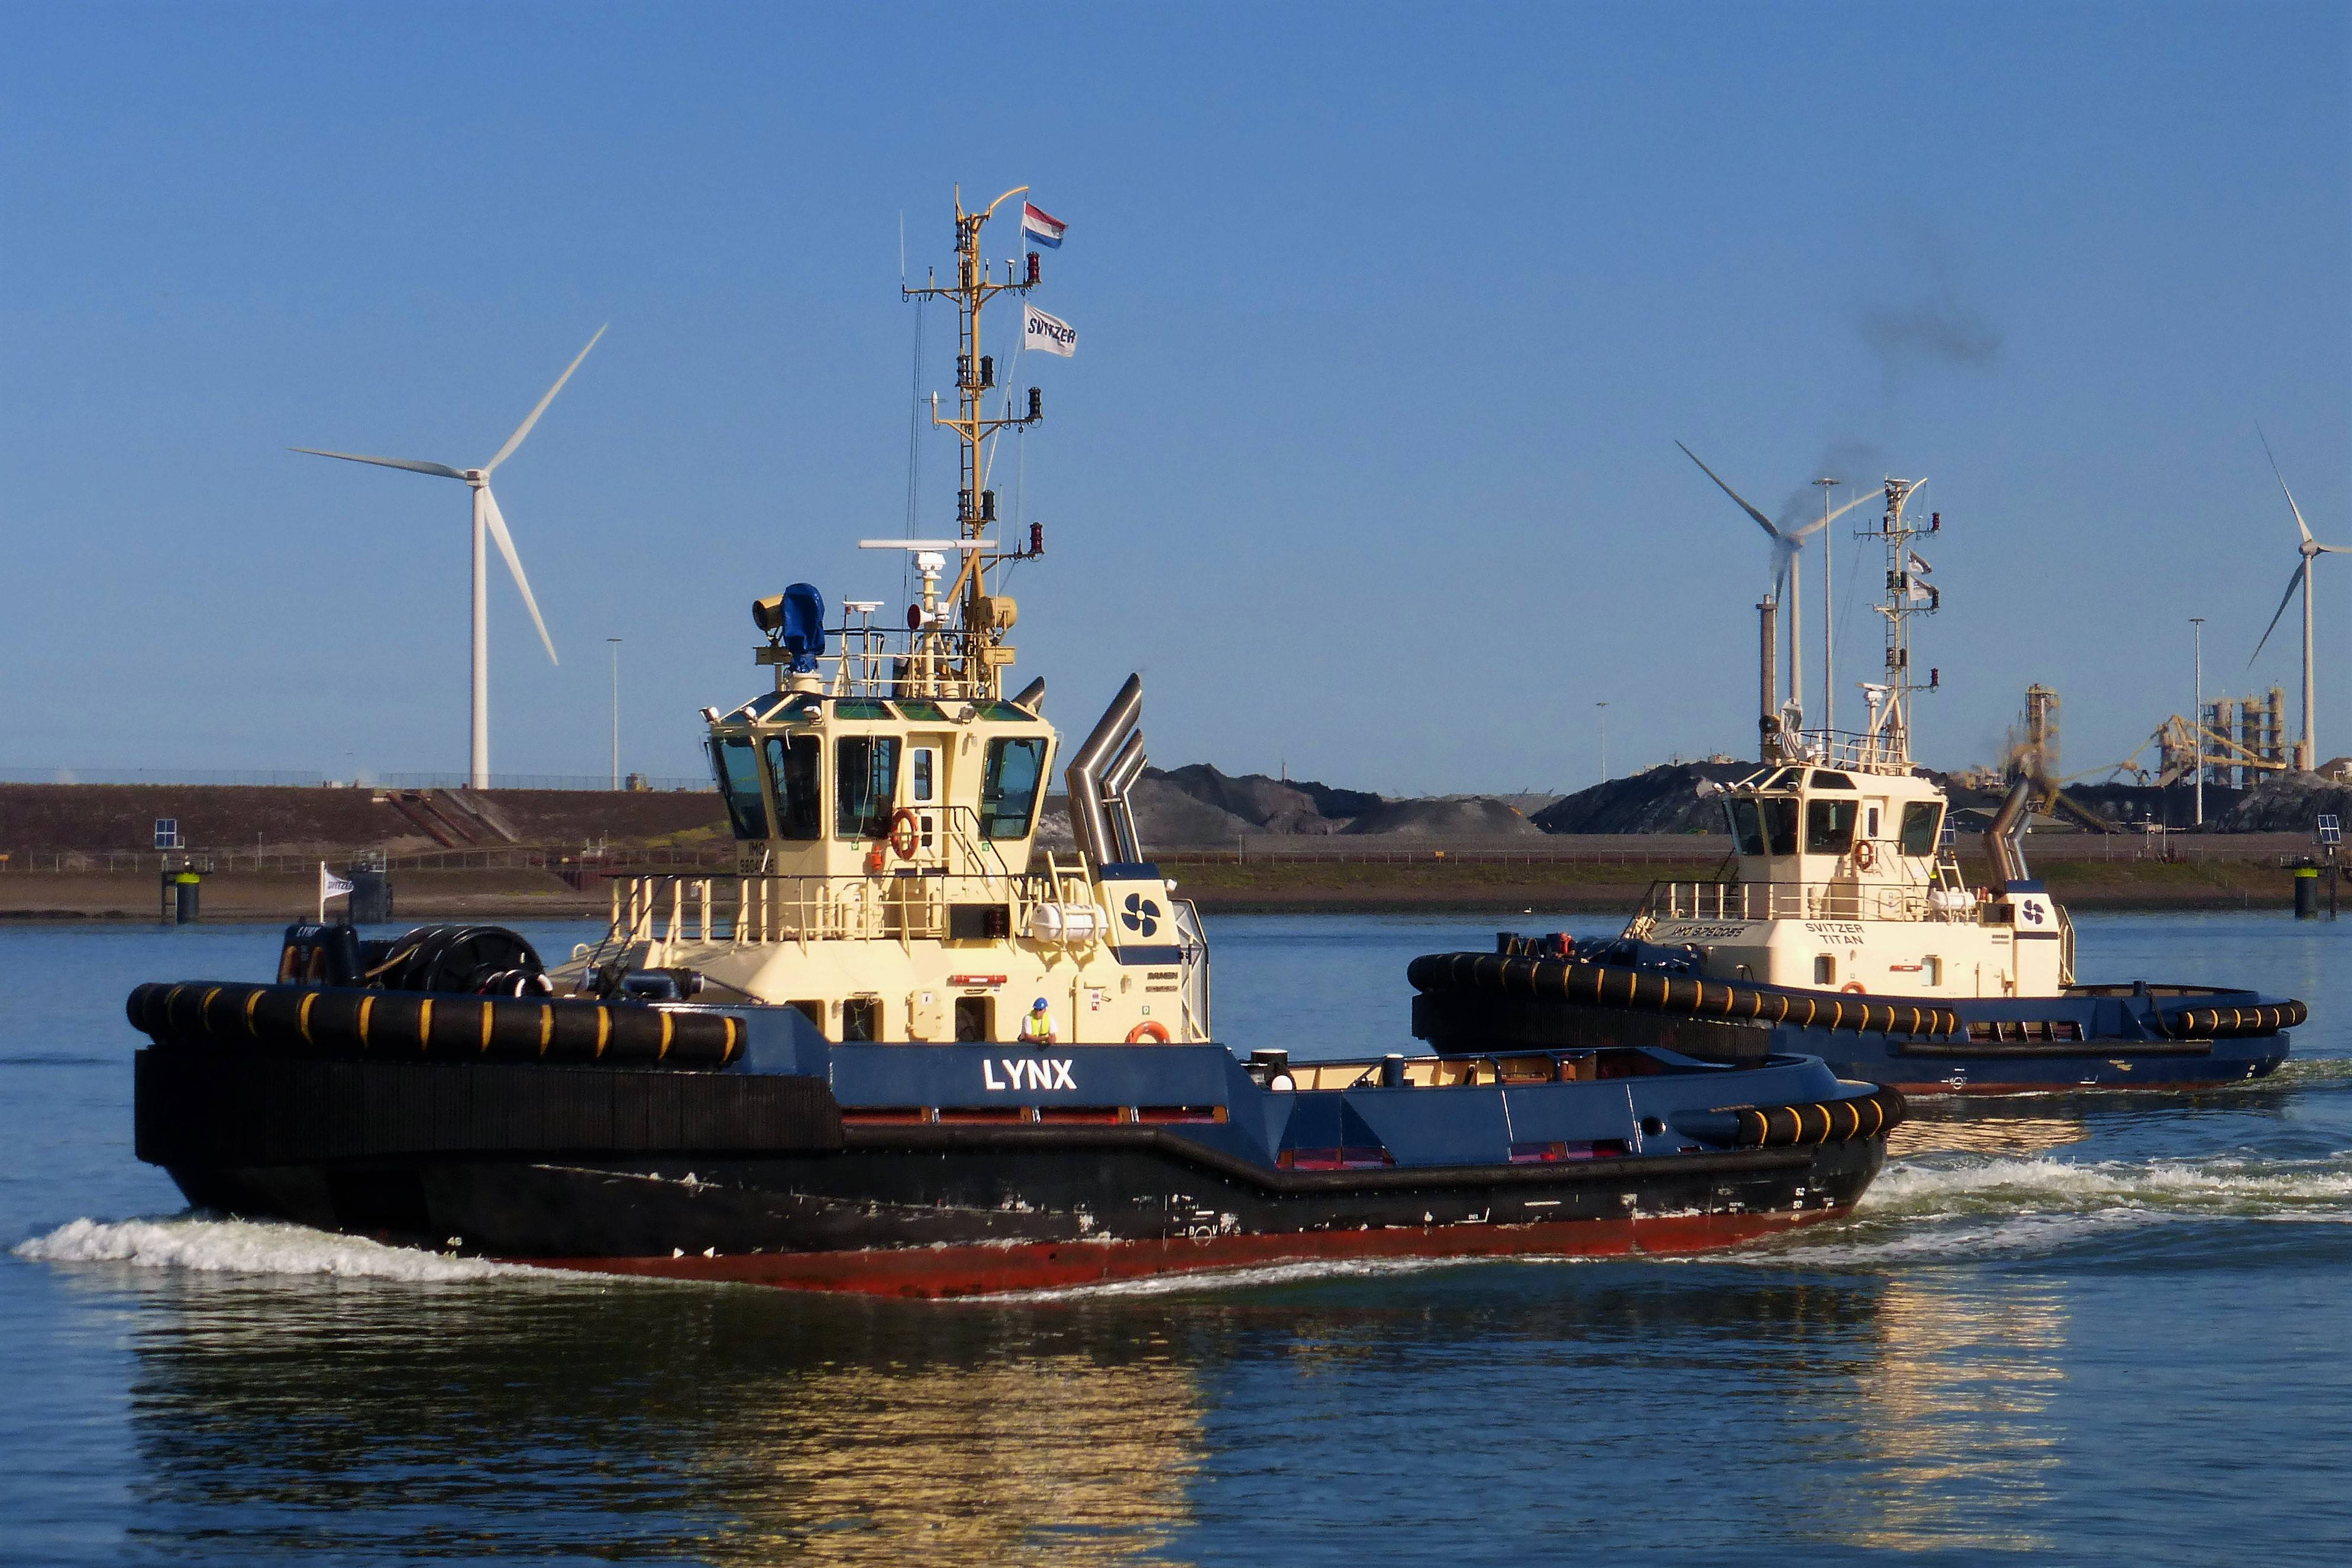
[1852,840,1876,871]
[1125,1020,1171,1044]
[887,808,920,860]
[1840,981,1868,995]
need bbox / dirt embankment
[0,783,723,857]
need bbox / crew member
[1019,997,1057,1043]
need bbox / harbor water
[4,911,2348,1564]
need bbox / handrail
[1627,878,1985,928]
[608,869,1059,948]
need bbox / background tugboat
[1413,476,2305,1094]
[124,189,1906,1295]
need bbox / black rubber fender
[1670,1086,1907,1149]
[1406,952,1960,1039]
[127,981,744,1069]
[2162,1000,2306,1040]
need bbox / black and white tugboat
[1413,476,2305,1095]
[127,190,1904,1295]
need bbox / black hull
[160,1129,1881,1295]
[1410,953,2301,1095]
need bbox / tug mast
[1865,478,1939,766]
[903,185,1046,699]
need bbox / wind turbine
[2248,428,2348,772]
[1678,442,1873,738]
[295,326,605,790]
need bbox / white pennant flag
[1023,303,1077,358]
[319,861,354,922]
[1908,549,1934,575]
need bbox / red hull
[515,1206,1850,1299]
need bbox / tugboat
[1413,479,2305,1095]
[125,189,1905,1295]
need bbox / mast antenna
[901,185,1046,700]
[1866,477,1939,765]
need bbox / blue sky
[2,2,2345,796]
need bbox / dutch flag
[1020,201,1066,250]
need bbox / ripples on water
[5,912,2351,1563]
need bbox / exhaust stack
[1064,674,1143,871]
[1759,594,1780,760]
[1985,775,2034,891]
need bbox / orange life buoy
[1840,981,1868,995]
[1125,1020,1171,1044]
[887,807,920,860]
[1852,840,1876,871]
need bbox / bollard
[1380,1053,1407,1088]
[173,871,201,924]
[2293,867,2319,919]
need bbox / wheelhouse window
[1759,797,1799,856]
[835,736,900,839]
[1899,801,1944,858]
[710,736,770,840]
[1806,798,1857,855]
[979,736,1047,840]
[763,735,820,840]
[1725,798,1768,857]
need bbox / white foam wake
[994,1252,1499,1302]
[1737,1151,2352,1267]
[12,1217,524,1283]
[1859,1155,2352,1217]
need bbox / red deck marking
[513,1208,1850,1300]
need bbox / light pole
[607,638,623,791]
[2189,617,2204,827]
[1815,476,1840,735]
[1597,701,1610,783]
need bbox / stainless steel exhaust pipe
[1064,674,1141,869]
[1102,730,1149,863]
[1986,776,2034,890]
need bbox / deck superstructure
[561,187,1203,1048]
[1625,479,2069,1000]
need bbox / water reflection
[1891,1110,2086,1160]
[1841,1276,2068,1554]
[118,1273,1204,1564]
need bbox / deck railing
[609,871,1059,948]
[1630,879,1984,927]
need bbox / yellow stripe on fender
[298,992,318,1045]
[357,994,374,1049]
[595,1007,610,1059]
[538,1004,554,1056]
[658,1011,673,1061]
[244,989,264,1038]
[417,998,433,1052]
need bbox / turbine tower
[1678,442,1872,742]
[2248,429,2347,773]
[295,326,604,788]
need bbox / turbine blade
[480,485,559,665]
[2250,562,2305,665]
[2257,425,2314,544]
[483,324,608,474]
[1824,490,1875,527]
[289,447,467,480]
[2315,542,2351,554]
[1675,441,1780,540]
[1788,516,1828,542]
